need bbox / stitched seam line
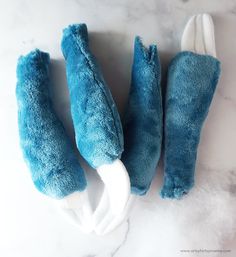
[71,32,122,157]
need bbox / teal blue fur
[121,37,163,195]
[61,24,124,169]
[16,50,87,199]
[161,51,221,199]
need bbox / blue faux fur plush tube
[121,37,163,195]
[16,50,87,199]
[61,24,124,169]
[161,51,221,199]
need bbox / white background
[0,0,236,256]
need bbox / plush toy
[94,13,222,234]
[16,13,221,235]
[93,36,163,235]
[61,24,131,218]
[16,49,87,198]
[16,24,131,234]
[160,13,221,199]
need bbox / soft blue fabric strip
[161,51,221,199]
[16,49,87,199]
[121,37,163,195]
[61,24,124,169]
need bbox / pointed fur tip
[134,36,158,63]
[18,49,50,66]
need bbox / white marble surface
[0,0,236,256]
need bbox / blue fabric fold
[161,51,221,199]
[61,24,124,169]
[16,49,87,199]
[121,37,163,195]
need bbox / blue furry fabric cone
[161,51,221,199]
[16,50,87,199]
[61,24,124,169]
[121,37,163,195]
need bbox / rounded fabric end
[181,13,217,57]
[17,49,50,67]
[17,49,50,80]
[62,23,88,40]
[61,23,89,59]
[160,173,195,199]
[131,185,150,196]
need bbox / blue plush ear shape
[61,24,124,169]
[161,51,221,199]
[121,37,163,195]
[16,50,87,199]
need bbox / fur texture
[16,50,87,199]
[161,51,221,199]
[121,37,162,195]
[61,24,124,169]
